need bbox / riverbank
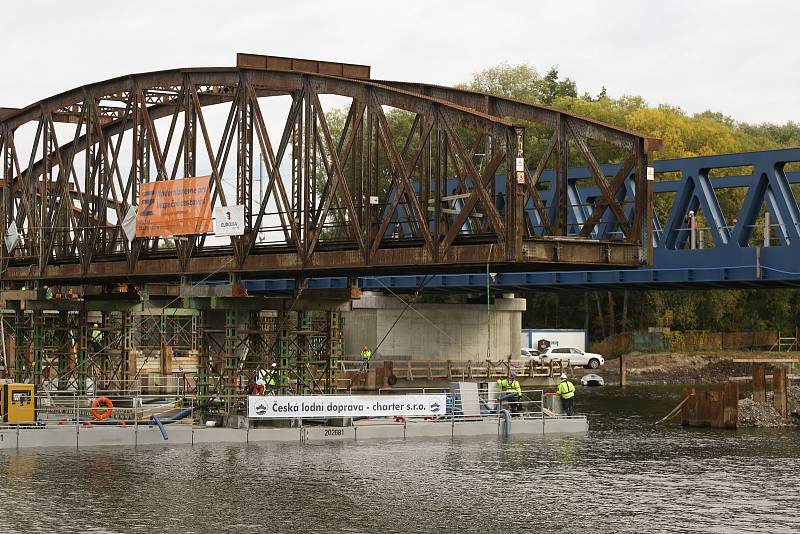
[593,352,800,428]
[600,351,798,385]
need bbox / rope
[654,393,694,425]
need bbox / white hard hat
[255,379,266,386]
[271,362,277,368]
[560,373,568,379]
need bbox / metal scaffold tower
[0,283,345,415]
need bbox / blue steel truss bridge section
[241,148,800,291]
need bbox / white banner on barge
[248,395,446,419]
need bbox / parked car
[541,347,604,369]
[580,373,605,387]
[520,348,541,363]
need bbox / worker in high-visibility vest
[360,345,372,370]
[556,373,576,416]
[91,323,103,353]
[265,362,277,389]
[497,371,523,412]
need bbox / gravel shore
[738,385,800,428]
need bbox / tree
[459,62,800,339]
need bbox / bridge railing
[340,358,565,381]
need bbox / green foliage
[462,62,800,338]
[460,64,577,104]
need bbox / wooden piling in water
[723,381,739,429]
[752,363,766,403]
[773,367,788,418]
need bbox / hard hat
[271,362,277,368]
[560,373,568,379]
[93,323,99,327]
[255,379,266,386]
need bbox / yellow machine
[0,383,36,424]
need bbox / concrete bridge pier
[341,291,526,361]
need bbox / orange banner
[136,177,213,237]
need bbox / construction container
[1,383,36,424]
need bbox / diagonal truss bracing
[0,57,658,283]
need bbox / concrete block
[247,428,300,443]
[354,424,405,441]
[18,428,77,449]
[404,420,452,438]
[0,429,17,449]
[453,420,499,437]
[78,427,136,447]
[303,426,355,442]
[192,427,248,444]
[135,424,192,446]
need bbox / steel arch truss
[0,61,656,284]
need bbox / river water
[0,385,798,533]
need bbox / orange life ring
[91,397,113,420]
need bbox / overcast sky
[1,0,799,125]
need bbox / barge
[0,381,587,450]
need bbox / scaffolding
[0,283,345,415]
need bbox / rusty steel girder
[0,55,658,283]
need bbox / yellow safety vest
[497,378,521,396]
[557,379,575,399]
[361,350,372,361]
[265,370,277,386]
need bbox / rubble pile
[737,385,800,428]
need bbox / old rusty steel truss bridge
[0,54,658,409]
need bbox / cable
[371,274,434,357]
[366,276,455,343]
[486,243,493,360]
